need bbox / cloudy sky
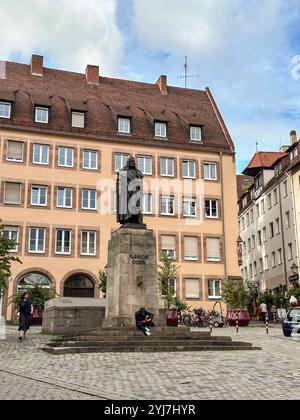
[1,0,300,173]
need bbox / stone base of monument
[44,327,261,354]
[103,226,162,328]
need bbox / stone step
[69,335,233,342]
[44,345,260,355]
[62,330,212,339]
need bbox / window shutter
[206,238,220,260]
[161,235,176,250]
[4,183,21,204]
[185,279,200,298]
[184,237,198,259]
[72,112,85,128]
[7,141,23,160]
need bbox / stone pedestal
[104,227,160,327]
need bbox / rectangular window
[262,227,267,242]
[72,112,85,128]
[204,162,217,181]
[57,187,73,208]
[288,243,293,260]
[241,218,245,230]
[161,235,176,259]
[167,278,176,296]
[254,262,257,276]
[3,227,19,252]
[275,218,280,235]
[4,182,22,204]
[31,186,47,206]
[205,199,218,218]
[267,193,272,209]
[6,140,24,162]
[183,198,197,218]
[206,238,221,262]
[249,264,253,278]
[185,279,200,299]
[58,147,74,167]
[285,211,290,228]
[155,122,167,138]
[244,267,248,280]
[81,231,96,256]
[259,258,263,273]
[264,255,269,271]
[256,204,260,218]
[246,213,250,226]
[83,150,98,170]
[248,238,251,253]
[272,252,276,268]
[261,199,265,214]
[283,181,288,197]
[208,280,221,299]
[118,118,131,134]
[115,153,129,172]
[243,242,246,255]
[160,157,174,177]
[182,160,196,178]
[190,126,202,141]
[250,209,254,223]
[0,101,11,118]
[252,235,256,249]
[258,230,262,245]
[277,249,282,265]
[184,237,199,261]
[161,196,175,216]
[273,189,278,204]
[55,229,71,255]
[138,156,152,175]
[29,228,45,253]
[33,144,49,165]
[35,107,49,124]
[143,194,152,215]
[82,189,96,210]
[270,222,274,239]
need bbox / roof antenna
[177,38,199,88]
[256,141,259,152]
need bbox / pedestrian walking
[18,292,33,341]
[260,302,268,323]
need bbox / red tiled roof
[0,60,234,153]
[243,152,287,175]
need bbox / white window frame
[160,157,174,177]
[184,237,199,261]
[272,252,276,268]
[138,156,152,175]
[183,198,197,218]
[118,117,131,134]
[182,160,196,179]
[31,185,48,207]
[115,153,130,172]
[33,144,49,165]
[264,255,269,271]
[55,229,72,255]
[161,196,175,216]
[204,162,217,181]
[6,140,24,162]
[35,107,49,124]
[81,231,97,256]
[283,181,288,197]
[0,101,11,119]
[288,243,293,261]
[71,111,85,128]
[83,150,98,170]
[57,187,73,209]
[208,279,222,299]
[205,199,218,219]
[3,226,19,252]
[82,189,97,211]
[155,122,167,138]
[277,249,282,265]
[185,279,200,299]
[143,194,153,215]
[190,126,202,141]
[28,228,46,254]
[206,238,221,262]
[58,147,74,168]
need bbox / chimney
[85,65,99,85]
[30,54,43,76]
[290,130,297,145]
[156,75,168,95]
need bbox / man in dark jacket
[135,307,154,336]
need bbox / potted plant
[222,280,251,326]
[10,285,56,325]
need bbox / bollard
[235,312,239,334]
[265,314,269,335]
[209,314,213,334]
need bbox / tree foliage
[158,252,179,309]
[0,222,22,294]
[222,280,250,310]
[10,285,56,309]
[98,271,107,298]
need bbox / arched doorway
[17,272,51,292]
[63,274,95,298]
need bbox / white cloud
[0,0,123,75]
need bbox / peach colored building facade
[0,55,241,320]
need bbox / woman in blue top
[18,292,33,341]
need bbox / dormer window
[72,111,85,128]
[155,121,167,138]
[35,106,49,124]
[0,101,11,119]
[190,126,202,141]
[118,117,131,134]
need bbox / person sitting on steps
[135,307,155,336]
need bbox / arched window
[64,274,95,298]
[18,272,51,292]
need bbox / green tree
[222,280,250,310]
[10,285,56,309]
[0,222,22,294]
[158,252,179,309]
[98,271,107,298]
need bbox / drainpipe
[278,180,289,291]
[220,152,228,281]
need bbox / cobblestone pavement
[0,325,299,400]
